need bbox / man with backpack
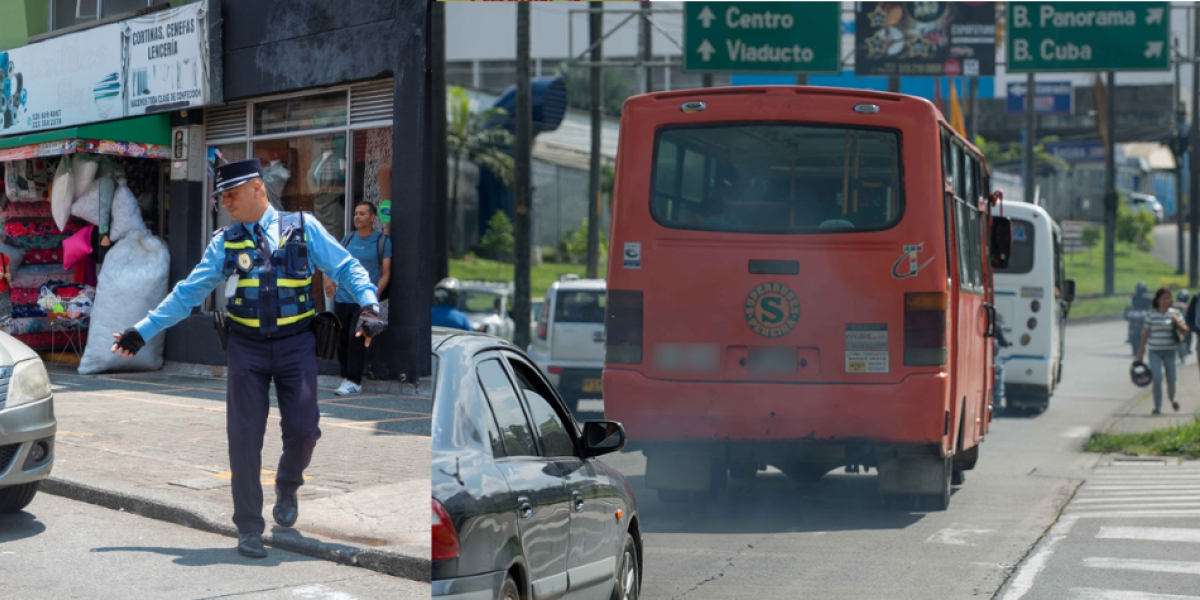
[326,201,392,395]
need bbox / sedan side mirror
[991,216,1013,270]
[1063,279,1076,304]
[581,420,626,458]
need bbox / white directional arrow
[1146,7,1164,25]
[1146,41,1164,59]
[698,39,716,61]
[698,6,716,28]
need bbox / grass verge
[450,257,607,301]
[1065,236,1180,321]
[1084,416,1200,458]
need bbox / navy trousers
[226,329,322,534]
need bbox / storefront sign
[854,2,997,77]
[0,1,214,137]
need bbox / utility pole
[888,76,899,93]
[1176,37,1186,276]
[969,76,979,140]
[586,1,602,279]
[796,74,808,85]
[513,1,532,350]
[702,73,713,87]
[639,0,652,94]
[1191,1,1200,288]
[431,0,449,283]
[1024,73,1036,207]
[1103,71,1116,297]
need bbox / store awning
[0,114,173,162]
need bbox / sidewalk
[38,361,431,583]
[1100,353,1200,437]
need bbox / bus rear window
[651,124,903,234]
[998,218,1035,274]
[555,291,606,324]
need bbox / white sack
[107,178,145,242]
[77,229,171,374]
[70,179,101,225]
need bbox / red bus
[602,86,1011,510]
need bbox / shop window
[254,92,348,137]
[52,0,156,30]
[252,133,347,311]
[351,127,393,234]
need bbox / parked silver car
[0,333,56,513]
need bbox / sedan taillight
[432,498,460,561]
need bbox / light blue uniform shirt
[134,206,378,341]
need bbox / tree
[555,63,634,118]
[974,134,1069,172]
[446,85,516,251]
[478,210,516,260]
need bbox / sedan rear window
[555,291,606,324]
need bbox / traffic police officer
[111,159,386,559]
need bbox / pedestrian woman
[1137,286,1188,414]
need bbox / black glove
[356,305,387,339]
[115,328,146,355]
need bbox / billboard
[854,2,997,77]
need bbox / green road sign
[683,2,841,74]
[1006,2,1170,72]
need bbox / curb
[40,474,431,583]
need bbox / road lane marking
[925,526,996,545]
[1079,489,1200,497]
[1084,557,1200,576]
[1084,485,1200,492]
[1097,527,1200,544]
[1000,515,1079,600]
[1061,426,1093,438]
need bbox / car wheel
[498,572,521,600]
[611,531,640,600]
[0,481,40,514]
[781,463,829,483]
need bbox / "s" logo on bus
[892,243,936,280]
[744,282,800,338]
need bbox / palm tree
[446,86,516,251]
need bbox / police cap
[211,158,264,197]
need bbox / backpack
[340,231,390,301]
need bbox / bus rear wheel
[781,463,830,483]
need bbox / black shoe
[273,486,298,528]
[237,532,267,558]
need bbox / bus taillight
[904,292,947,367]
[605,290,643,365]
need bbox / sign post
[683,2,840,73]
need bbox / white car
[457,281,516,341]
[0,333,56,513]
[1126,192,1164,224]
[527,275,606,413]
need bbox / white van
[989,201,1076,412]
[526,276,606,413]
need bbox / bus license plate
[582,378,603,393]
[749,347,797,373]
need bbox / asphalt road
[574,319,1143,599]
[0,494,430,600]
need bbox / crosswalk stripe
[1070,510,1200,519]
[1069,503,1200,511]
[1093,476,1200,481]
[1070,588,1200,600]
[1078,489,1200,498]
[1084,484,1200,489]
[1084,557,1200,575]
[1097,527,1200,543]
[1075,496,1200,504]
